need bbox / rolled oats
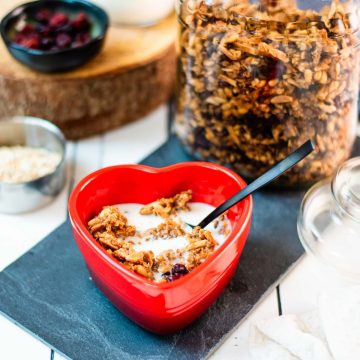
[175,0,360,187]
[0,146,61,183]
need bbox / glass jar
[175,0,360,187]
[298,157,360,281]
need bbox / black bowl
[0,0,109,73]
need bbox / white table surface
[0,105,359,360]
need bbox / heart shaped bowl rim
[69,162,252,289]
[69,162,252,333]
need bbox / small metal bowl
[0,0,109,73]
[0,117,66,214]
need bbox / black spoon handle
[196,139,315,229]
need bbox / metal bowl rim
[0,116,66,187]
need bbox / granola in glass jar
[175,0,360,187]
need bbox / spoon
[188,139,315,229]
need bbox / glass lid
[298,157,360,282]
[332,158,360,222]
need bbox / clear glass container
[175,0,360,187]
[298,157,360,282]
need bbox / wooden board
[0,1,177,139]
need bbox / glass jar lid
[298,157,360,282]
[332,158,360,222]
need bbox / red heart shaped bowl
[68,162,252,334]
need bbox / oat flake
[0,146,62,183]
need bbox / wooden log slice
[0,2,176,139]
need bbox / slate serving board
[0,136,359,360]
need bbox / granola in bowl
[87,190,231,282]
[175,0,360,187]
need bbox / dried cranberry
[49,12,69,29]
[36,25,51,36]
[55,33,71,49]
[35,9,52,24]
[172,264,189,275]
[20,24,35,34]
[14,33,26,44]
[162,264,189,282]
[13,9,93,52]
[73,32,91,47]
[265,59,286,80]
[20,34,41,49]
[54,23,74,35]
[71,12,90,32]
[41,37,54,50]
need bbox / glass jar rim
[178,1,360,48]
